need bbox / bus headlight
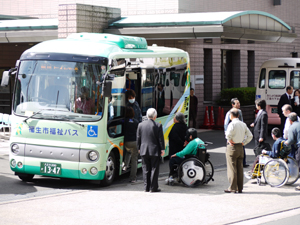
[88,151,98,161]
[90,167,98,175]
[11,144,20,155]
[11,159,16,168]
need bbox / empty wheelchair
[170,142,214,187]
[246,154,299,188]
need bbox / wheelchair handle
[198,141,213,147]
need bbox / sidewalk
[0,131,10,156]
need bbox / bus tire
[17,173,34,182]
[101,151,116,187]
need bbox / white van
[256,58,300,125]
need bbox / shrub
[217,87,256,106]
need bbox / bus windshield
[13,60,107,122]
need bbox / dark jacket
[124,118,139,142]
[168,123,188,156]
[291,98,300,117]
[189,95,198,114]
[126,101,142,123]
[137,119,165,157]
[278,93,291,117]
[253,110,268,142]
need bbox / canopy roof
[0,11,296,43]
[106,11,296,43]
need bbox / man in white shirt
[224,98,249,167]
[282,104,300,139]
[225,108,253,193]
[277,86,294,133]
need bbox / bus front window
[13,60,106,122]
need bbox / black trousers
[280,115,287,135]
[141,155,160,191]
[169,156,185,177]
[189,111,197,128]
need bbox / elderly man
[282,104,300,157]
[137,108,165,192]
[224,97,248,167]
[282,104,300,139]
[284,113,300,191]
[225,108,253,193]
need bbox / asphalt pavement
[1,129,300,225]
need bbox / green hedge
[217,87,256,106]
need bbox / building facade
[0,0,299,126]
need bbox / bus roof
[261,58,300,68]
[21,33,188,59]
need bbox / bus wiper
[23,109,71,124]
[60,116,85,128]
[23,109,46,124]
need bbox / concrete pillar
[212,48,221,101]
[58,3,121,39]
[240,50,248,87]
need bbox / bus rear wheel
[101,151,116,187]
[17,173,34,182]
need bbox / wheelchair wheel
[286,157,299,185]
[179,158,206,187]
[204,160,214,183]
[263,159,289,188]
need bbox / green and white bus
[9,33,190,186]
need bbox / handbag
[254,141,272,156]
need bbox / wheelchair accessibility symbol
[87,125,98,138]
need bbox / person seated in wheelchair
[244,127,285,179]
[166,128,205,184]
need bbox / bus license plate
[40,162,61,175]
[271,108,278,114]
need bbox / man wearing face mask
[126,89,142,123]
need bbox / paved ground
[1,129,300,225]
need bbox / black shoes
[224,189,236,193]
[150,188,161,193]
[243,164,250,168]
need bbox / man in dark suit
[157,83,165,117]
[251,99,268,153]
[137,108,165,192]
[277,86,294,133]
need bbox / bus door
[126,69,141,105]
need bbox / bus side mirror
[102,82,112,98]
[107,73,115,81]
[1,71,9,86]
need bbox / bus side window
[259,68,266,88]
[290,71,300,89]
[268,70,286,89]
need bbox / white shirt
[225,118,253,146]
[283,114,300,139]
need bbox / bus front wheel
[17,173,34,182]
[101,151,116,186]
